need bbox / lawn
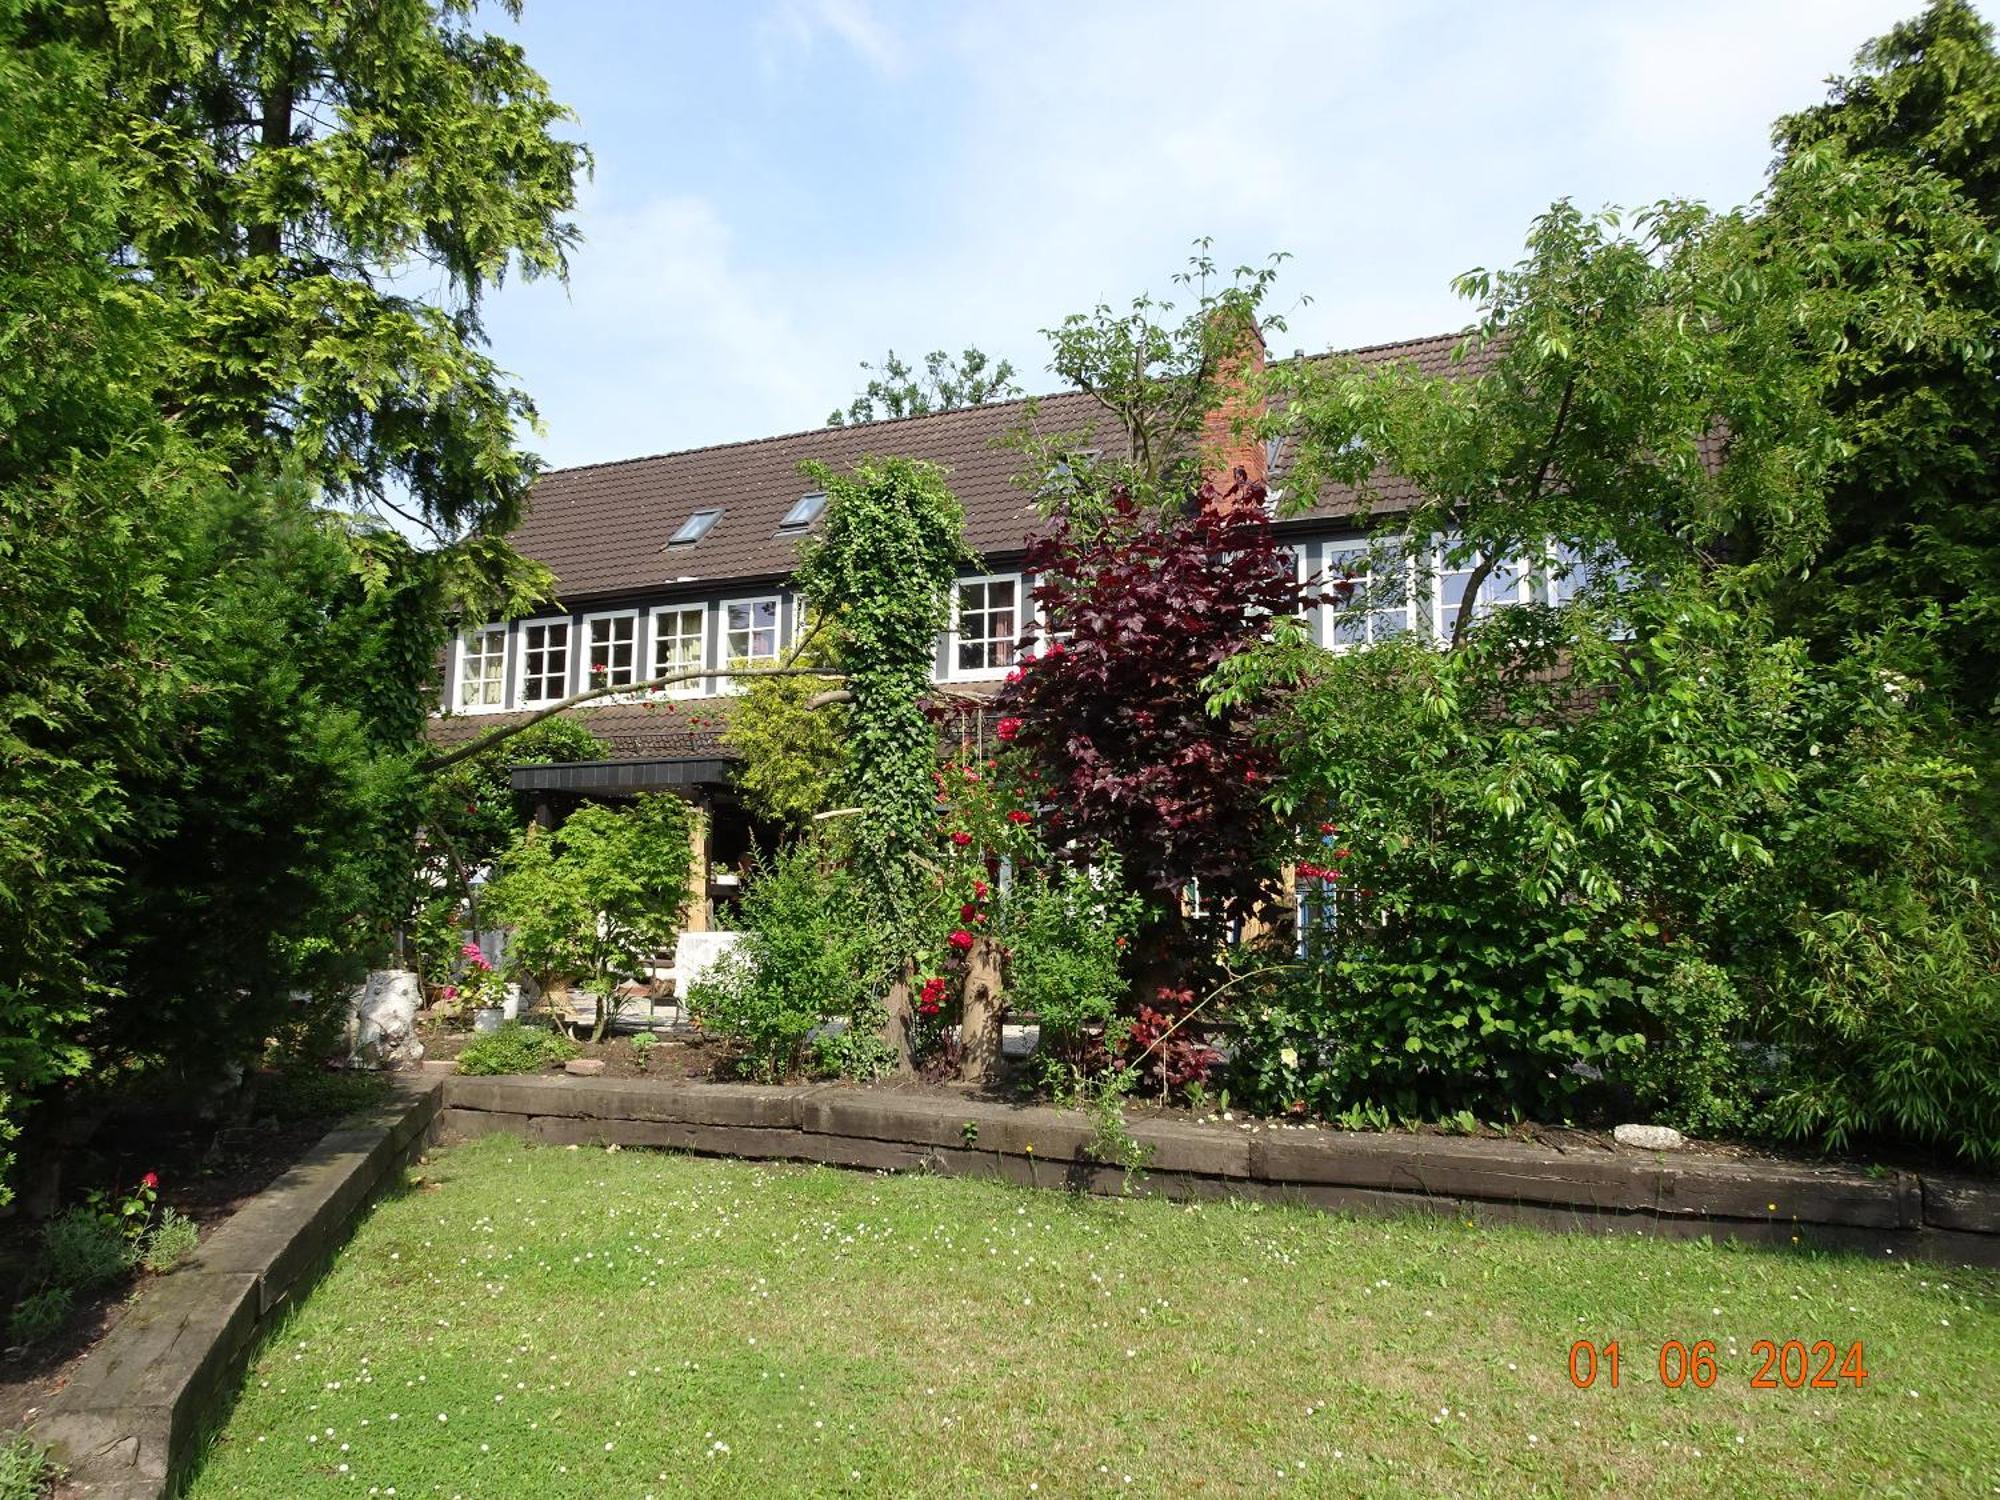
[185,1135,2000,1499]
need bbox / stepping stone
[564,1058,606,1077]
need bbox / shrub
[1622,959,1755,1137]
[688,840,884,1081]
[1233,583,2000,1161]
[486,794,695,1041]
[455,1023,581,1077]
[7,1287,74,1348]
[1000,855,1147,1083]
[994,483,1310,966]
[40,1209,134,1291]
[140,1209,200,1274]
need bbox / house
[427,330,1584,922]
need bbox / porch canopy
[508,756,734,795]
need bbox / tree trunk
[880,965,918,1075]
[957,937,1006,1086]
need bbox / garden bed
[183,1133,2000,1498]
[436,1075,2000,1266]
[417,1023,724,1082]
[0,1070,395,1437]
[23,1078,441,1498]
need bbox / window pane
[460,627,507,708]
[521,621,568,703]
[588,617,638,686]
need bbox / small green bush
[40,1208,134,1291]
[1624,959,1754,1136]
[454,1022,581,1077]
[688,840,883,1081]
[6,1286,74,1348]
[140,1208,200,1274]
[999,854,1146,1083]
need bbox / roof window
[667,508,722,546]
[778,491,826,531]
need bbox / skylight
[667,508,722,546]
[778,491,826,530]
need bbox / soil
[421,1022,728,1081]
[0,1076,393,1435]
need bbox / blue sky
[480,0,1959,472]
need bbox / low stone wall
[440,1074,2000,1267]
[39,1077,443,1500]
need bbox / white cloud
[755,0,904,78]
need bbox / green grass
[0,1431,55,1500]
[185,1135,2000,1498]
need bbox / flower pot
[472,1005,506,1035]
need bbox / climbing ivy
[794,457,974,1055]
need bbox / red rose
[996,717,1023,741]
[1319,822,1339,835]
[920,977,949,1004]
[973,880,989,899]
[1004,667,1024,684]
[1006,809,1032,825]
[960,903,977,922]
[1334,847,1350,859]
[947,929,974,952]
[141,1172,159,1190]
[917,1000,941,1017]
[950,831,973,848]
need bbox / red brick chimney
[1200,313,1268,511]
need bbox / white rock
[1613,1123,1687,1151]
[347,968,425,1069]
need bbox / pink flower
[996,717,1023,741]
[972,879,989,899]
[947,929,975,952]
[440,985,458,1001]
[140,1172,159,1190]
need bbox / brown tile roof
[514,332,1477,606]
[426,683,1005,764]
[428,699,734,760]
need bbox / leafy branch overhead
[1019,241,1301,508]
[828,346,1022,426]
[1277,200,1839,637]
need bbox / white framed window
[721,597,780,682]
[454,623,508,711]
[516,617,571,706]
[1432,543,1538,640]
[1322,544,1416,649]
[950,573,1023,679]
[582,611,641,691]
[651,604,707,694]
